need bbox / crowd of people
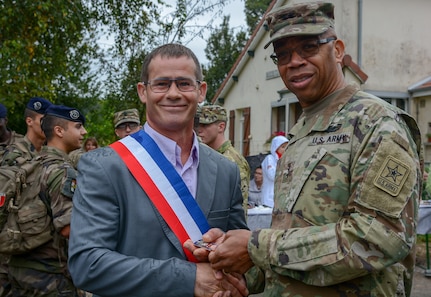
[0,2,425,297]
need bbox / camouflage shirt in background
[69,148,84,170]
[8,146,77,294]
[246,84,423,297]
[217,140,250,214]
[0,130,24,161]
[1,135,38,166]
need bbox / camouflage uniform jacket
[0,130,24,161]
[246,84,423,296]
[9,146,76,273]
[1,135,39,166]
[68,148,84,170]
[0,136,38,297]
[218,140,250,213]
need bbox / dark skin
[0,118,11,143]
[273,32,347,108]
[185,32,348,276]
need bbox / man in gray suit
[68,44,249,297]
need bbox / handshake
[183,228,254,297]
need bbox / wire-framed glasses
[270,37,337,65]
[144,78,201,93]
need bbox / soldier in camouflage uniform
[0,103,24,161]
[197,105,250,214]
[194,2,423,297]
[113,108,142,139]
[0,97,51,297]
[7,104,87,297]
[2,97,53,161]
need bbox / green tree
[0,0,235,138]
[99,0,235,93]
[245,0,273,35]
[0,0,100,133]
[203,16,247,102]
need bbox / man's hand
[194,263,248,297]
[184,228,226,262]
[60,225,70,238]
[208,229,253,275]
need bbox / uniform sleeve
[248,112,422,286]
[46,164,75,231]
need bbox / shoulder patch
[355,134,418,219]
[61,166,77,198]
[373,155,410,196]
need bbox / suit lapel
[196,145,217,218]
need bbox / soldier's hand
[208,229,253,275]
[184,228,226,262]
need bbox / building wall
[360,0,431,92]
[220,0,431,157]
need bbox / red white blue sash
[110,130,209,262]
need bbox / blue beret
[0,103,6,119]
[45,105,85,125]
[26,97,52,114]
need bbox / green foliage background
[0,0,272,146]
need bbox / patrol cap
[264,1,335,49]
[0,103,6,119]
[26,97,52,114]
[199,105,227,124]
[113,108,140,128]
[45,105,86,124]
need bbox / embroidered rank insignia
[374,155,410,196]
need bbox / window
[383,97,406,111]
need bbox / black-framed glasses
[116,122,139,130]
[144,78,201,93]
[270,37,337,65]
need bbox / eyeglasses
[144,78,201,93]
[270,37,337,65]
[116,122,139,130]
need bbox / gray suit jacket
[68,143,248,297]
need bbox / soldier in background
[197,105,250,214]
[0,103,24,159]
[7,105,87,296]
[0,97,51,297]
[113,108,142,139]
[192,2,423,296]
[2,97,52,161]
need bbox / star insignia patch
[374,155,410,196]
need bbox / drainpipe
[357,0,363,67]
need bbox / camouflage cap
[264,1,335,49]
[199,105,227,124]
[114,108,140,128]
[45,104,86,124]
[0,103,6,119]
[26,97,52,114]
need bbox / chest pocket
[275,145,351,225]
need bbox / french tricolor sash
[110,130,210,262]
